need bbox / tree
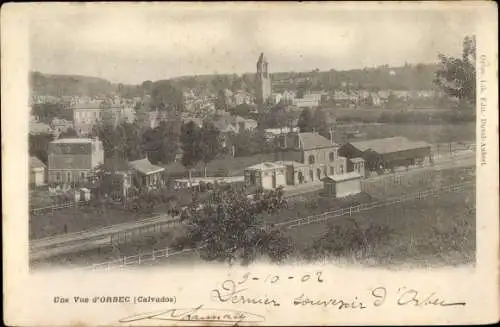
[304,219,393,262]
[59,127,78,138]
[181,121,203,181]
[150,81,185,112]
[175,186,294,265]
[91,123,116,158]
[229,103,254,118]
[141,121,180,164]
[435,35,476,110]
[215,89,228,112]
[29,132,54,163]
[312,107,331,138]
[199,122,222,177]
[297,108,314,132]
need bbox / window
[56,172,60,181]
[339,164,344,174]
[308,155,315,164]
[330,166,334,175]
[67,172,71,182]
[329,152,335,162]
[80,172,85,180]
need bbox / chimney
[329,128,334,144]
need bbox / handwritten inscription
[119,304,265,324]
[212,279,281,307]
[236,271,324,285]
[372,287,466,307]
[293,293,367,309]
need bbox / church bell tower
[256,52,272,108]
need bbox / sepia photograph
[2,2,498,326]
[27,4,477,272]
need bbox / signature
[118,304,266,324]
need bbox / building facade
[30,156,46,186]
[244,162,287,190]
[255,53,272,107]
[47,138,104,184]
[275,132,348,184]
[322,172,362,198]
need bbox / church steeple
[255,52,271,108]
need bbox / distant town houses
[233,90,254,105]
[147,108,170,129]
[212,114,258,134]
[73,99,135,135]
[264,126,300,140]
[51,118,74,137]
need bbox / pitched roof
[245,161,285,171]
[103,157,131,172]
[348,137,431,155]
[279,160,309,167]
[298,132,336,150]
[323,172,361,182]
[128,158,165,175]
[30,156,46,169]
[51,138,95,144]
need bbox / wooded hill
[30,63,441,98]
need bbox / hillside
[30,72,116,97]
[271,63,441,92]
[30,63,441,98]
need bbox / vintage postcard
[2,1,499,325]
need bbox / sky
[28,3,479,85]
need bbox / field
[285,186,475,268]
[29,204,150,240]
[34,181,475,270]
[31,225,187,269]
[335,122,475,144]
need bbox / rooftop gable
[128,158,165,175]
[298,132,336,150]
[348,137,431,155]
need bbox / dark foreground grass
[31,225,187,269]
[29,205,148,240]
[34,185,475,269]
[286,187,475,268]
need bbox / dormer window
[308,155,315,164]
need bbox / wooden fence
[30,201,86,216]
[81,248,192,271]
[275,181,473,229]
[81,180,474,271]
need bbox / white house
[244,162,287,190]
